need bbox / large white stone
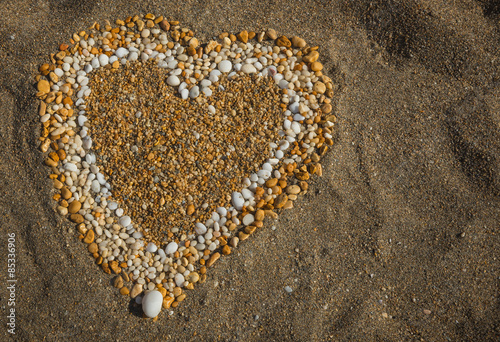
[174,273,185,287]
[115,47,129,58]
[142,290,163,318]
[231,191,245,210]
[98,54,109,67]
[241,63,257,74]
[218,60,232,73]
[195,222,207,235]
[167,75,180,86]
[165,241,178,254]
[119,215,131,227]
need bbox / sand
[0,0,499,340]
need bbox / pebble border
[35,14,337,318]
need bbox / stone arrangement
[35,13,337,319]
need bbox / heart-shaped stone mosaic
[36,14,337,318]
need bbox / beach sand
[0,0,498,340]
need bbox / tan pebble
[83,229,94,243]
[244,226,256,235]
[88,242,98,254]
[296,171,310,181]
[238,232,249,241]
[45,157,58,167]
[264,210,278,219]
[39,101,47,116]
[70,213,84,224]
[206,252,220,267]
[230,237,239,248]
[299,181,309,191]
[173,287,182,297]
[291,36,306,48]
[276,36,291,48]
[121,271,130,282]
[286,185,301,195]
[53,179,63,189]
[37,80,50,93]
[136,20,145,31]
[119,287,130,295]
[237,30,248,43]
[310,61,323,72]
[222,245,231,255]
[266,29,277,40]
[257,31,266,42]
[113,276,124,288]
[110,260,121,274]
[61,187,72,200]
[274,193,288,209]
[48,152,59,162]
[77,223,87,234]
[265,178,278,188]
[130,284,143,298]
[254,209,265,221]
[283,200,294,209]
[325,113,337,123]
[163,296,174,309]
[303,50,319,63]
[321,103,333,114]
[57,206,68,215]
[189,272,200,283]
[177,294,186,302]
[320,145,329,156]
[313,81,326,94]
[309,164,318,175]
[187,204,195,215]
[159,20,170,31]
[49,71,58,83]
[56,149,66,160]
[40,139,51,152]
[101,263,111,274]
[68,200,81,214]
[204,40,218,54]
[158,287,167,297]
[199,274,207,283]
[316,164,323,176]
[189,37,199,48]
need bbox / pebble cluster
[35,14,337,319]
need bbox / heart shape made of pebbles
[36,14,337,319]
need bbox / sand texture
[0,0,499,341]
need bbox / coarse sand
[0,0,499,341]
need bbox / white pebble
[98,54,109,67]
[231,191,245,210]
[142,290,163,318]
[165,241,178,254]
[115,47,129,58]
[241,63,257,74]
[146,242,157,253]
[218,60,232,73]
[167,75,180,86]
[119,216,131,227]
[174,273,185,287]
[242,214,255,226]
[195,222,207,235]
